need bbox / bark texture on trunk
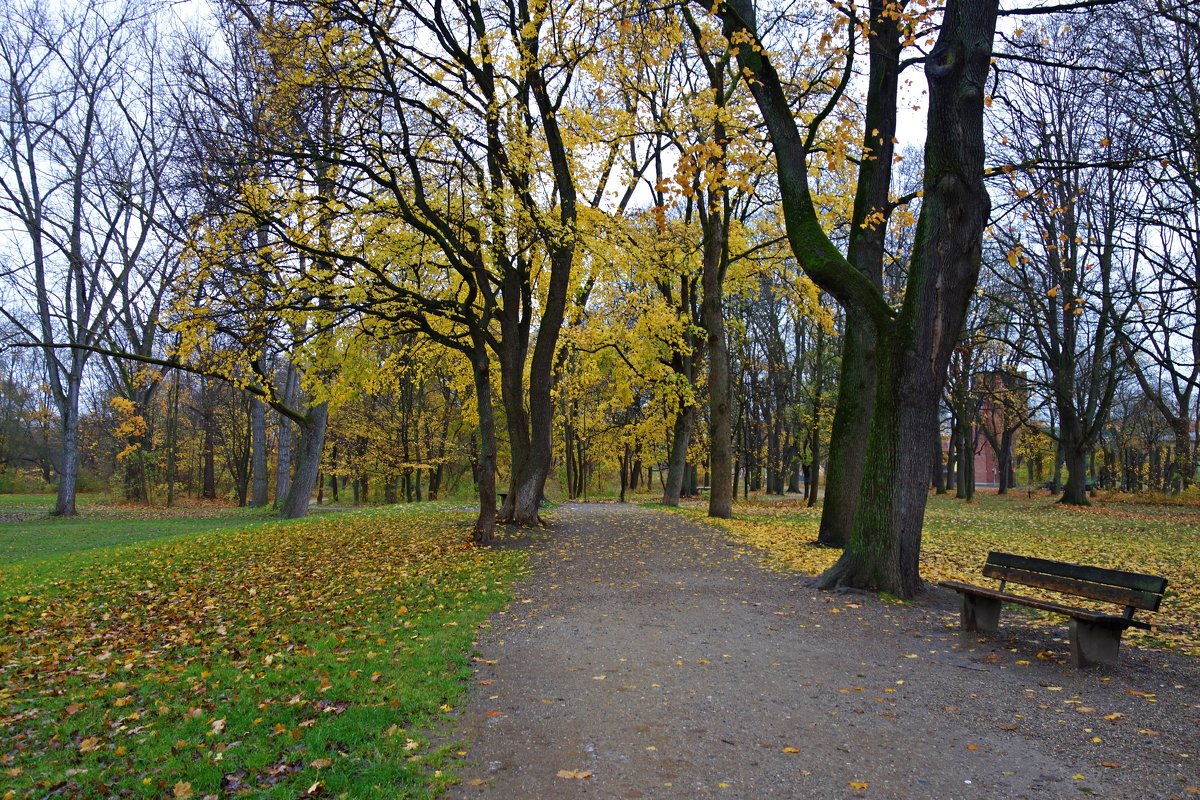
[472,342,498,543]
[815,0,899,546]
[274,363,299,507]
[818,321,875,545]
[250,395,268,507]
[1061,438,1090,506]
[53,394,80,517]
[702,202,733,519]
[663,402,695,506]
[280,401,328,519]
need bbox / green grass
[0,507,278,567]
[0,505,524,799]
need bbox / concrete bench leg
[1069,619,1123,667]
[961,594,1002,632]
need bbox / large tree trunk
[816,0,997,596]
[819,338,940,596]
[1060,425,1090,506]
[702,203,733,519]
[663,402,695,505]
[814,0,900,546]
[472,342,498,543]
[53,391,81,517]
[250,394,269,507]
[280,402,328,519]
[819,324,876,545]
[274,363,299,507]
[497,313,531,521]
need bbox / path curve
[451,503,1199,799]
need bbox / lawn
[0,504,525,799]
[666,491,1200,657]
[0,503,279,567]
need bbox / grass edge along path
[0,507,525,799]
[658,492,1200,659]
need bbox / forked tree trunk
[818,7,995,593]
[808,0,904,544]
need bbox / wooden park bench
[940,552,1167,667]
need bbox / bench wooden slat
[986,552,1167,594]
[981,564,1164,612]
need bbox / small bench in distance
[940,552,1167,667]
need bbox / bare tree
[0,0,165,514]
[989,18,1133,506]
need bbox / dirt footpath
[450,503,1199,799]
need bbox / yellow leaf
[557,769,592,779]
[848,780,869,790]
[173,782,194,799]
[782,746,800,753]
[1072,774,1085,780]
[79,736,101,753]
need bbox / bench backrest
[983,551,1167,614]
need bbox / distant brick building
[973,370,1027,488]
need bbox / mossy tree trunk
[724,0,998,597]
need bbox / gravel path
[451,503,1199,799]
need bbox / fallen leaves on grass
[0,508,524,798]
[674,494,1200,656]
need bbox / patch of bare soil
[450,504,1199,799]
